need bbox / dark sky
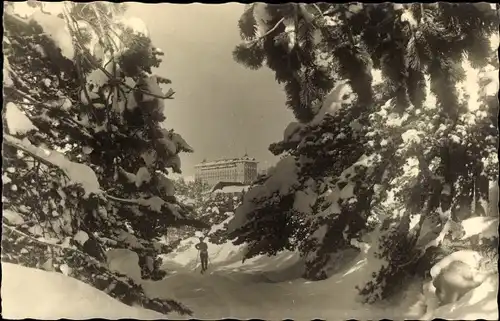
[127,3,295,178]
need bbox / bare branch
[62,6,93,107]
[245,17,285,46]
[313,4,325,18]
[243,4,329,48]
[105,193,141,204]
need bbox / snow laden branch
[3,74,94,140]
[106,196,209,234]
[4,134,196,222]
[3,134,101,198]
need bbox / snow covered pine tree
[228,3,499,302]
[2,1,208,315]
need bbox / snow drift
[427,274,498,320]
[1,263,165,319]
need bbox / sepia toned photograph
[2,1,499,320]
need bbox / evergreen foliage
[2,2,210,315]
[229,2,499,301]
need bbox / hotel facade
[194,156,258,187]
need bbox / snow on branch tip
[4,134,101,198]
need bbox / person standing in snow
[195,237,209,273]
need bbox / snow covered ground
[156,241,499,320]
[151,250,397,320]
[3,240,497,320]
[1,263,165,319]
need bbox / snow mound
[428,275,498,320]
[415,250,499,320]
[1,263,165,319]
[430,250,483,279]
[163,213,254,270]
[106,249,142,283]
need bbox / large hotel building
[194,155,259,187]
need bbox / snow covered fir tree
[2,2,499,320]
[2,1,208,315]
[228,2,499,301]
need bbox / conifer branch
[65,8,175,101]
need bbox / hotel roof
[195,156,258,167]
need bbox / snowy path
[142,256,405,320]
[131,239,498,320]
[143,269,280,319]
